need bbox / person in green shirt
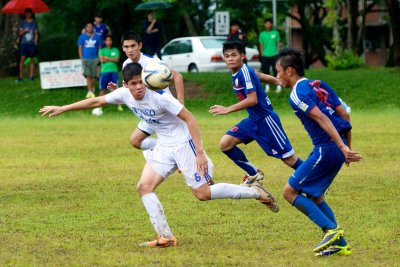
[258,18,282,94]
[95,35,122,113]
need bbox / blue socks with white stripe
[222,146,258,176]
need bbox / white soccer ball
[92,107,103,116]
[141,61,173,90]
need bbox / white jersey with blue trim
[105,87,190,146]
[122,53,171,94]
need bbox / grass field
[1,68,400,266]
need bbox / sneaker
[250,181,279,212]
[313,227,344,252]
[265,84,270,93]
[16,77,23,82]
[29,76,34,81]
[139,236,178,248]
[276,85,282,93]
[86,91,95,99]
[241,170,264,187]
[315,244,352,257]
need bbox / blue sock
[292,195,337,230]
[291,158,303,170]
[222,147,257,175]
[318,201,348,246]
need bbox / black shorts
[20,44,37,57]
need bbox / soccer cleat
[250,181,279,212]
[313,227,344,252]
[16,77,23,82]
[241,170,264,187]
[86,91,95,99]
[315,244,352,257]
[139,236,178,248]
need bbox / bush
[326,50,363,70]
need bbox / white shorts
[137,120,156,135]
[143,140,214,189]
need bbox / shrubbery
[326,50,363,70]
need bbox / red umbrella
[1,0,50,14]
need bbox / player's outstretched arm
[209,91,257,116]
[172,69,184,104]
[256,71,281,86]
[39,96,108,117]
[309,106,362,164]
[334,105,352,149]
[177,107,208,175]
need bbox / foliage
[326,50,363,70]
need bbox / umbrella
[135,1,172,11]
[2,0,50,14]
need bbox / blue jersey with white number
[289,78,352,145]
[231,64,273,120]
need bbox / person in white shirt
[108,31,185,152]
[39,62,279,248]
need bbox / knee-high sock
[318,201,347,246]
[222,147,258,175]
[140,137,157,150]
[210,183,260,199]
[141,192,173,238]
[292,195,336,230]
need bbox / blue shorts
[99,72,119,90]
[288,140,346,197]
[20,44,37,57]
[226,113,294,159]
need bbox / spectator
[259,18,281,93]
[227,19,247,63]
[77,23,102,98]
[96,35,122,113]
[82,12,111,45]
[143,11,162,59]
[17,8,38,82]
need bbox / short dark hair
[223,41,244,54]
[230,19,240,27]
[264,18,273,24]
[122,62,142,83]
[104,35,112,41]
[24,8,33,14]
[95,12,102,18]
[121,31,142,45]
[277,48,305,76]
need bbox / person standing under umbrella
[17,8,38,82]
[143,11,162,59]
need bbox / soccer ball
[92,107,103,116]
[141,61,173,90]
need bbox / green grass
[1,68,400,266]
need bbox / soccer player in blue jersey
[275,48,362,256]
[209,41,303,189]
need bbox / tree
[0,0,20,75]
[384,0,400,66]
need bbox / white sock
[140,137,157,150]
[141,192,173,238]
[210,183,260,200]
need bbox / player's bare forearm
[172,69,184,104]
[39,96,107,117]
[209,92,257,115]
[178,108,208,175]
[256,72,281,85]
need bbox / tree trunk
[0,6,20,76]
[384,0,400,66]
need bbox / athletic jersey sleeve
[321,81,341,108]
[104,88,125,104]
[98,48,104,57]
[290,85,316,116]
[241,65,256,94]
[159,93,183,116]
[77,35,84,46]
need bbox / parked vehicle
[161,36,261,72]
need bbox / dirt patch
[169,80,208,99]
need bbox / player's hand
[196,151,208,177]
[39,106,64,117]
[107,82,118,91]
[209,105,229,116]
[341,146,362,165]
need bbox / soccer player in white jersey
[109,31,185,152]
[39,62,280,248]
